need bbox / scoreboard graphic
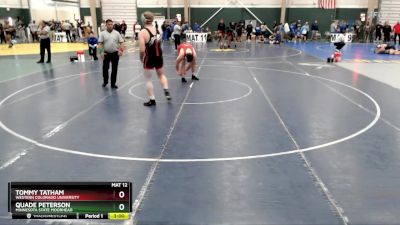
[8,182,132,220]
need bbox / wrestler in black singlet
[143,28,163,69]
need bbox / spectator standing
[71,25,77,42]
[301,22,310,41]
[49,20,56,41]
[311,20,319,40]
[88,32,98,60]
[235,22,243,42]
[340,20,348,33]
[114,22,122,34]
[15,17,26,43]
[0,23,5,44]
[134,22,141,41]
[261,22,267,38]
[161,21,168,40]
[100,20,106,32]
[375,21,383,41]
[4,21,15,48]
[121,20,127,39]
[393,21,400,45]
[364,21,371,43]
[29,20,39,42]
[173,22,182,50]
[330,20,338,33]
[382,21,392,43]
[62,21,72,42]
[192,22,201,32]
[246,22,253,41]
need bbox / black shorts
[143,56,163,70]
[385,46,395,50]
[334,42,345,50]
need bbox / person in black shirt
[311,20,319,40]
[375,22,383,41]
[114,22,122,34]
[121,20,127,39]
[246,23,253,41]
[0,23,5,44]
[226,26,235,48]
[272,20,278,32]
[217,19,226,49]
[76,19,82,39]
[161,21,167,40]
[382,21,392,43]
[235,22,243,42]
[229,21,236,30]
[3,21,15,48]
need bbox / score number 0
[118,191,125,211]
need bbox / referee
[98,19,124,89]
[37,21,51,63]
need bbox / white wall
[80,0,101,8]
[275,0,371,8]
[0,0,29,8]
[31,6,80,22]
[0,0,373,9]
[30,0,80,22]
[137,0,282,7]
[137,0,169,7]
[0,0,101,9]
[279,0,371,8]
[188,0,281,8]
[137,0,372,8]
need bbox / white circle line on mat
[0,66,381,163]
[128,77,253,105]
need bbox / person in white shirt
[173,22,182,50]
[98,19,124,89]
[100,20,106,32]
[62,21,72,42]
[261,22,267,38]
[29,20,39,42]
[15,17,26,43]
[284,22,290,41]
[134,22,141,41]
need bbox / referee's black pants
[40,38,51,62]
[334,42,345,50]
[65,30,72,42]
[103,52,119,86]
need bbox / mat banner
[330,33,353,43]
[186,33,208,43]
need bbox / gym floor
[0,40,399,225]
